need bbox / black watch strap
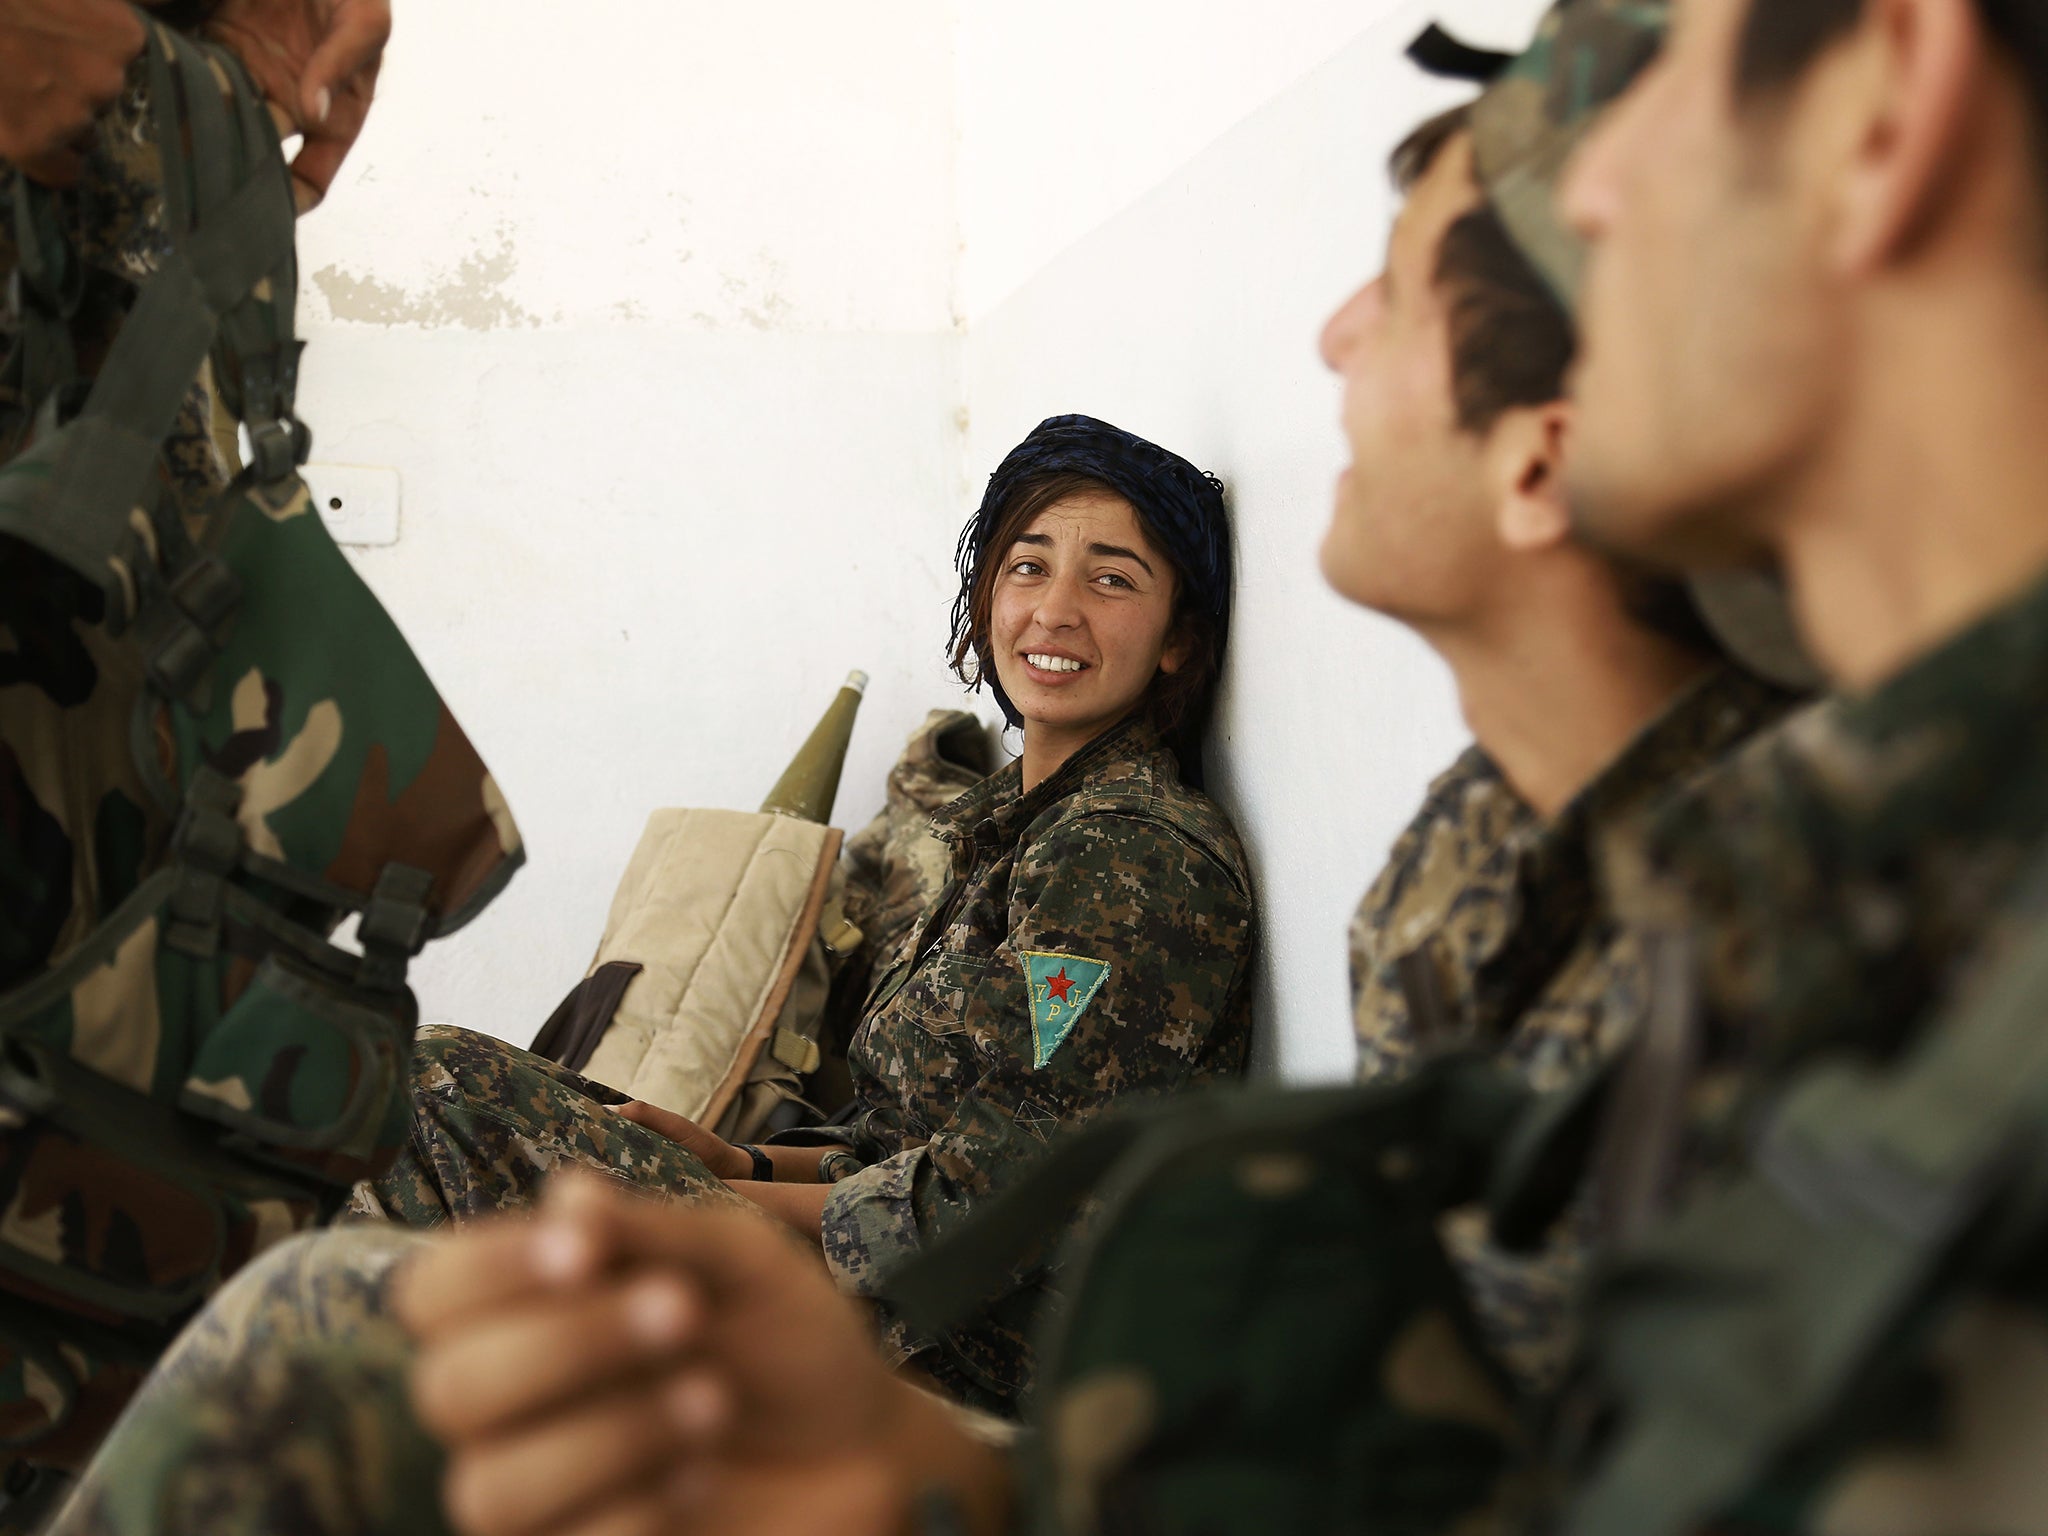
[737,1144,774,1182]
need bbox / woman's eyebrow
[1013,533,1054,548]
[1090,542,1154,577]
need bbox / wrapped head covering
[951,414,1233,762]
[1409,0,1822,693]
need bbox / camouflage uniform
[1568,573,2048,1533]
[818,714,1255,1407]
[45,1226,446,1536]
[1349,667,1796,1392]
[351,1024,748,1224]
[364,715,1253,1412]
[834,709,997,1020]
[1,57,229,998]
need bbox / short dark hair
[949,471,1223,747]
[1736,0,2048,210]
[1390,105,1577,437]
[1389,105,1723,660]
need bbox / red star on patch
[1046,968,1075,1002]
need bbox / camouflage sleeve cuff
[815,1149,867,1184]
[819,1148,927,1299]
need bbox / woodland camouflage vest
[0,18,520,1469]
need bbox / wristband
[736,1144,774,1182]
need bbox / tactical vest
[0,20,520,1469]
[1556,906,2048,1536]
[884,1060,1549,1536]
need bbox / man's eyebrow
[1091,542,1155,576]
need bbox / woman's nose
[1034,575,1086,629]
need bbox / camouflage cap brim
[1477,0,1668,305]
[1410,0,1667,310]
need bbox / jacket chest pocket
[863,950,995,1129]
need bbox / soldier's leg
[44,1226,450,1536]
[352,1024,744,1224]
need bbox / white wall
[298,0,974,1038]
[962,0,1548,1081]
[296,0,1549,1075]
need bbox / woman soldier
[339,412,1259,1415]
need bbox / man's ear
[1492,401,1573,553]
[1823,0,1985,274]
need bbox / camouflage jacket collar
[1442,664,1796,1044]
[1627,570,2048,1068]
[929,715,1160,852]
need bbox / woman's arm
[615,1100,832,1183]
[818,817,1257,1390]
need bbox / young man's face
[1319,132,1505,627]
[1563,0,1846,565]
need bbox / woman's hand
[394,1175,1015,1536]
[0,0,149,185]
[203,0,390,210]
[615,1100,752,1182]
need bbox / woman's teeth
[1027,654,1086,674]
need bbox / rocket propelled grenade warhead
[761,670,869,823]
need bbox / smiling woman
[292,415,1260,1418]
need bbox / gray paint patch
[312,233,543,330]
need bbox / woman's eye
[1010,559,1045,578]
[1096,572,1134,591]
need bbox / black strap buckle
[137,552,243,700]
[165,769,245,959]
[356,864,434,994]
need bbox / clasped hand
[393,1176,1011,1536]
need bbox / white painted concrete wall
[962,0,1549,1081]
[297,0,1547,1075]
[298,0,973,1040]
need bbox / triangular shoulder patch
[1021,951,1112,1069]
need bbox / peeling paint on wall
[312,231,545,331]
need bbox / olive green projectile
[761,671,869,823]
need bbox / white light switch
[306,464,402,547]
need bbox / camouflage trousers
[44,1225,449,1536]
[35,1030,750,1534]
[353,1024,745,1224]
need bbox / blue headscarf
[950,414,1234,776]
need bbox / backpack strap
[0,17,299,652]
[1565,852,2048,1536]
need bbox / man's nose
[1319,280,1378,372]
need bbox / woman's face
[988,490,1187,754]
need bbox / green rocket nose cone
[761,671,869,823]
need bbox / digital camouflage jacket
[827,715,1257,1409]
[1348,664,1798,1392]
[1566,571,2048,1535]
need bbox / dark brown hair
[1386,105,1721,658]
[1735,0,2048,209]
[1391,106,1577,435]
[949,471,1223,745]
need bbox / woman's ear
[1493,401,1574,553]
[1158,617,1194,677]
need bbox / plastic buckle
[357,864,434,993]
[165,770,244,959]
[246,416,307,483]
[138,553,242,699]
[168,551,241,632]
